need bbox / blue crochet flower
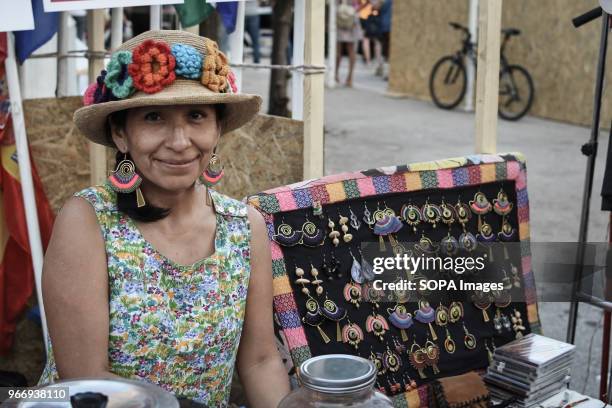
[104,50,135,99]
[171,43,203,79]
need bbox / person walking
[245,0,261,64]
[335,0,363,87]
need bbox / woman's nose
[166,124,191,151]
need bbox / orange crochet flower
[201,39,231,93]
[128,39,176,94]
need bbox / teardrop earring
[108,153,145,207]
[199,147,224,187]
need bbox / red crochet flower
[128,39,176,94]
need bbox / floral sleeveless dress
[39,184,251,407]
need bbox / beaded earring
[199,148,224,187]
[341,319,364,350]
[108,154,145,207]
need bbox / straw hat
[74,30,262,147]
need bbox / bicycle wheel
[498,65,534,121]
[429,55,467,110]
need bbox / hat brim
[74,79,262,147]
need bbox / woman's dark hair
[107,104,227,223]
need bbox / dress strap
[208,189,249,218]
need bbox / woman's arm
[42,196,120,379]
[236,207,291,408]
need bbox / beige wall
[388,0,611,127]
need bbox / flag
[216,1,239,34]
[0,33,55,354]
[174,0,214,29]
[13,0,59,64]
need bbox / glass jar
[278,354,393,408]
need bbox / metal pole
[150,5,162,30]
[292,0,306,120]
[326,0,337,89]
[5,33,48,353]
[567,12,610,344]
[110,8,124,51]
[56,12,71,97]
[227,1,246,92]
[464,0,478,111]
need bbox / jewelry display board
[248,153,540,406]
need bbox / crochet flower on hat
[105,50,135,99]
[171,43,203,79]
[128,39,177,94]
[201,39,231,93]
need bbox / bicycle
[429,22,535,121]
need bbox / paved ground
[243,56,612,397]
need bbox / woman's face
[111,104,220,192]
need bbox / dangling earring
[108,153,145,208]
[200,147,224,187]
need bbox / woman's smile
[154,155,201,170]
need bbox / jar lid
[19,378,179,408]
[298,354,377,394]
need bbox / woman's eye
[189,111,206,120]
[144,112,161,121]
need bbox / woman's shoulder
[209,189,248,218]
[73,184,118,213]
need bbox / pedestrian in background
[245,0,261,64]
[357,0,373,66]
[335,0,363,87]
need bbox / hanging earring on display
[199,149,224,187]
[338,211,353,243]
[328,217,341,247]
[330,250,343,279]
[455,196,472,227]
[392,336,406,354]
[493,309,503,333]
[462,322,477,350]
[401,200,422,233]
[440,197,456,227]
[493,188,513,216]
[502,313,512,331]
[435,303,450,327]
[373,214,403,252]
[294,265,311,295]
[498,218,516,242]
[272,219,303,247]
[443,328,456,354]
[511,264,521,288]
[302,297,331,344]
[477,218,496,243]
[502,269,513,290]
[366,309,390,341]
[309,262,324,296]
[341,319,364,350]
[414,233,439,255]
[425,339,441,374]
[409,337,428,379]
[312,200,324,219]
[321,296,347,342]
[344,252,362,308]
[440,231,459,256]
[301,217,325,247]
[363,202,375,228]
[403,372,418,392]
[382,345,402,373]
[320,253,334,281]
[449,301,464,323]
[108,154,146,207]
[376,381,387,394]
[485,340,494,364]
[387,304,413,342]
[470,191,495,242]
[358,248,376,282]
[415,300,438,340]
[421,198,442,228]
[388,375,401,394]
[348,205,362,230]
[473,291,492,322]
[370,348,387,376]
[511,309,526,339]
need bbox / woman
[335,0,363,87]
[39,30,291,407]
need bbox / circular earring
[108,153,145,207]
[200,148,224,187]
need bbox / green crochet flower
[105,50,135,99]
